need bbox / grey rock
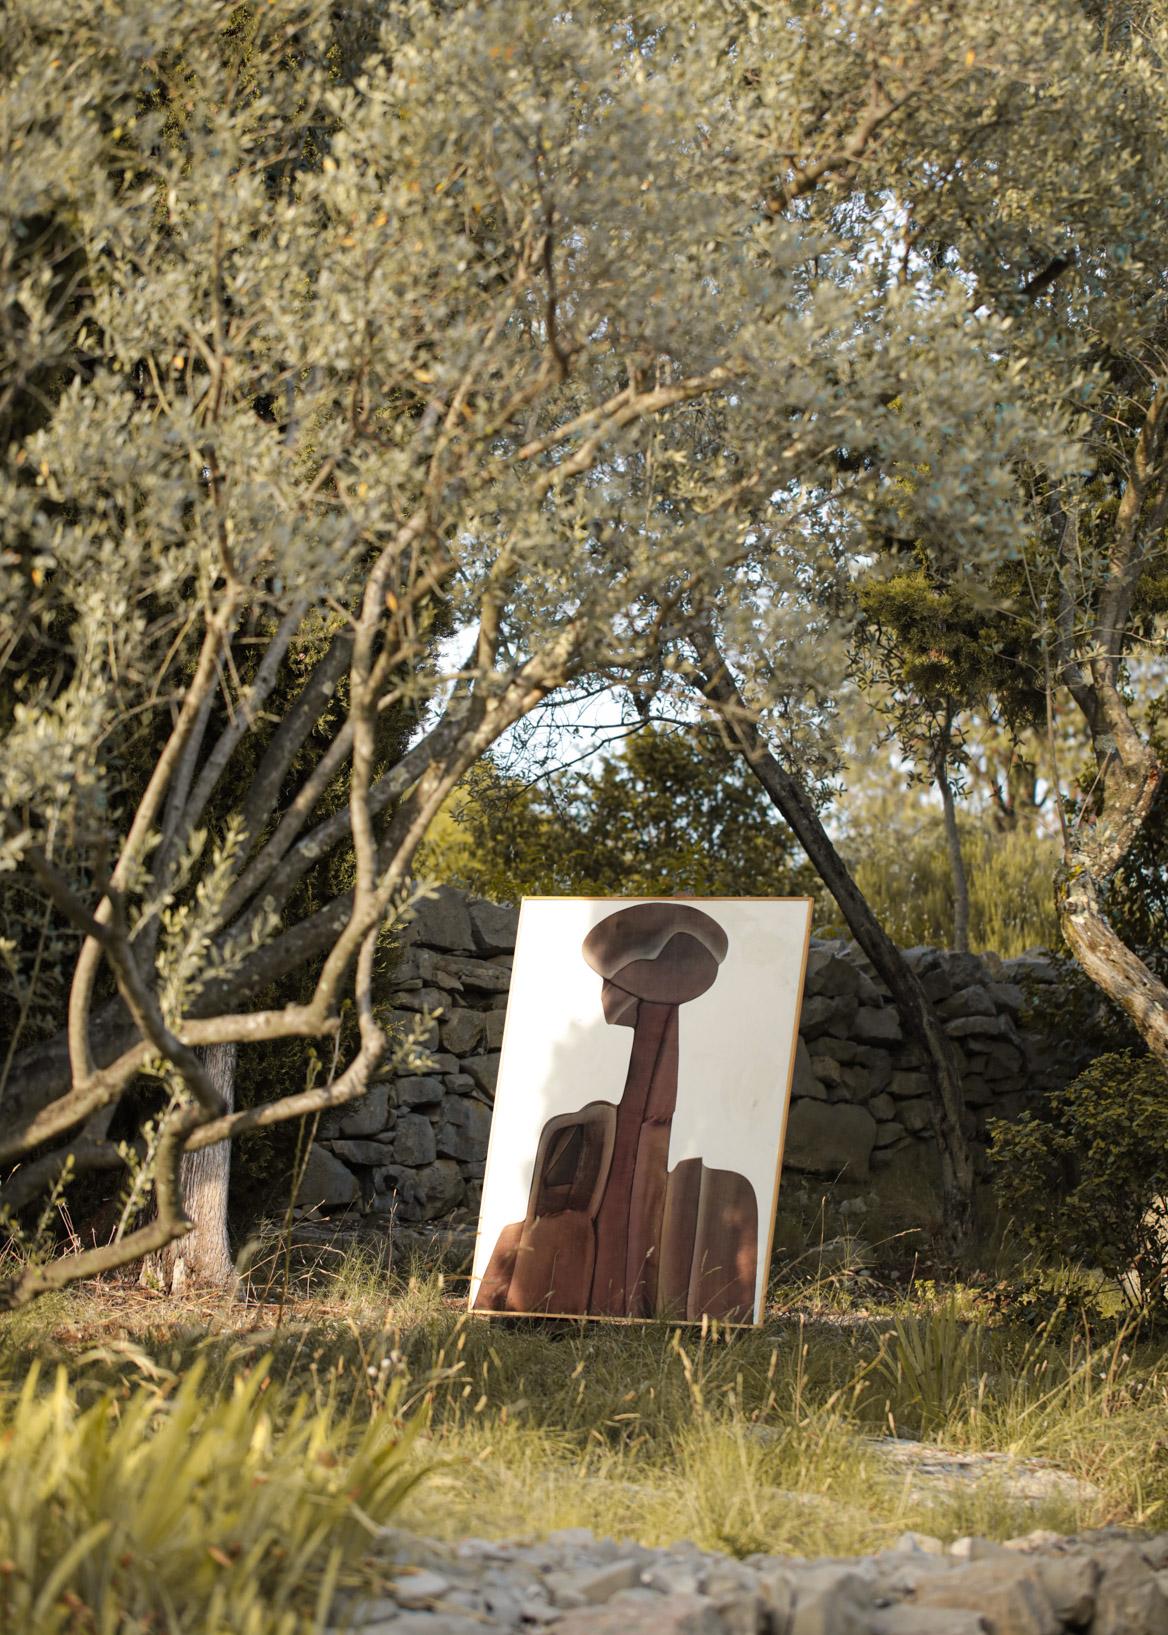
[871,1610,986,1635]
[698,1560,759,1600]
[788,1564,873,1635]
[326,1138,389,1166]
[783,1099,876,1179]
[938,984,996,1020]
[856,971,885,1005]
[873,1119,908,1147]
[396,1075,446,1107]
[944,1013,1015,1040]
[392,985,451,1015]
[467,895,519,954]
[813,1036,861,1064]
[441,1007,486,1056]
[949,1537,1010,1562]
[401,1158,464,1222]
[962,1076,996,1107]
[437,1097,493,1163]
[295,1144,359,1209]
[982,1039,1025,1073]
[749,1561,795,1630]
[855,1005,901,1043]
[792,1037,824,1099]
[799,994,843,1037]
[868,1091,896,1121]
[358,1615,483,1635]
[898,1095,933,1134]
[392,946,440,987]
[429,1052,460,1075]
[939,952,990,988]
[408,884,476,952]
[1002,955,1059,985]
[1092,1543,1168,1635]
[855,1041,894,1073]
[889,1069,930,1099]
[392,1568,452,1606]
[641,1561,702,1597]
[871,1137,912,1164]
[320,1082,390,1139]
[895,1530,945,1555]
[921,966,956,1003]
[434,954,513,994]
[811,1054,844,1087]
[987,980,1026,1013]
[805,950,861,1000]
[392,1112,438,1167]
[463,1053,501,1099]
[545,1559,643,1607]
[388,1009,441,1051]
[553,1593,722,1635]
[1034,1553,1098,1627]
[913,1558,1059,1635]
[484,1009,508,1049]
[838,1062,876,1098]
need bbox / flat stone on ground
[553,1592,723,1634]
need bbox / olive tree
[651,0,1168,1244]
[0,0,1017,1302]
[0,0,758,1301]
[6,0,1120,1298]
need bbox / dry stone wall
[293,888,1090,1224]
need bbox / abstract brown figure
[474,902,759,1322]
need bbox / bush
[0,1357,427,1634]
[989,1051,1168,1317]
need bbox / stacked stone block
[781,940,1084,1181]
[295,886,517,1223]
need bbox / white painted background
[469,896,812,1319]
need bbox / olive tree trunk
[694,637,976,1254]
[144,1042,237,1293]
[935,715,970,954]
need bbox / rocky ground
[328,1522,1168,1635]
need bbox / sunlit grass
[4,1242,1168,1630]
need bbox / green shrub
[989,1051,1168,1317]
[0,1358,427,1634]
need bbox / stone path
[327,1524,1168,1635]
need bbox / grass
[3,1237,1168,1632]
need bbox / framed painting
[468,896,813,1325]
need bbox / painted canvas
[469,897,812,1325]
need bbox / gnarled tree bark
[143,1042,237,1293]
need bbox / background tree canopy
[418,726,824,907]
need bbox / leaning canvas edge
[466,894,817,1325]
[753,896,814,1323]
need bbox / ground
[2,1232,1166,1632]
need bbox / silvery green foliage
[700,1,1168,1059]
[0,0,1129,1294]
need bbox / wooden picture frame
[468,897,813,1326]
